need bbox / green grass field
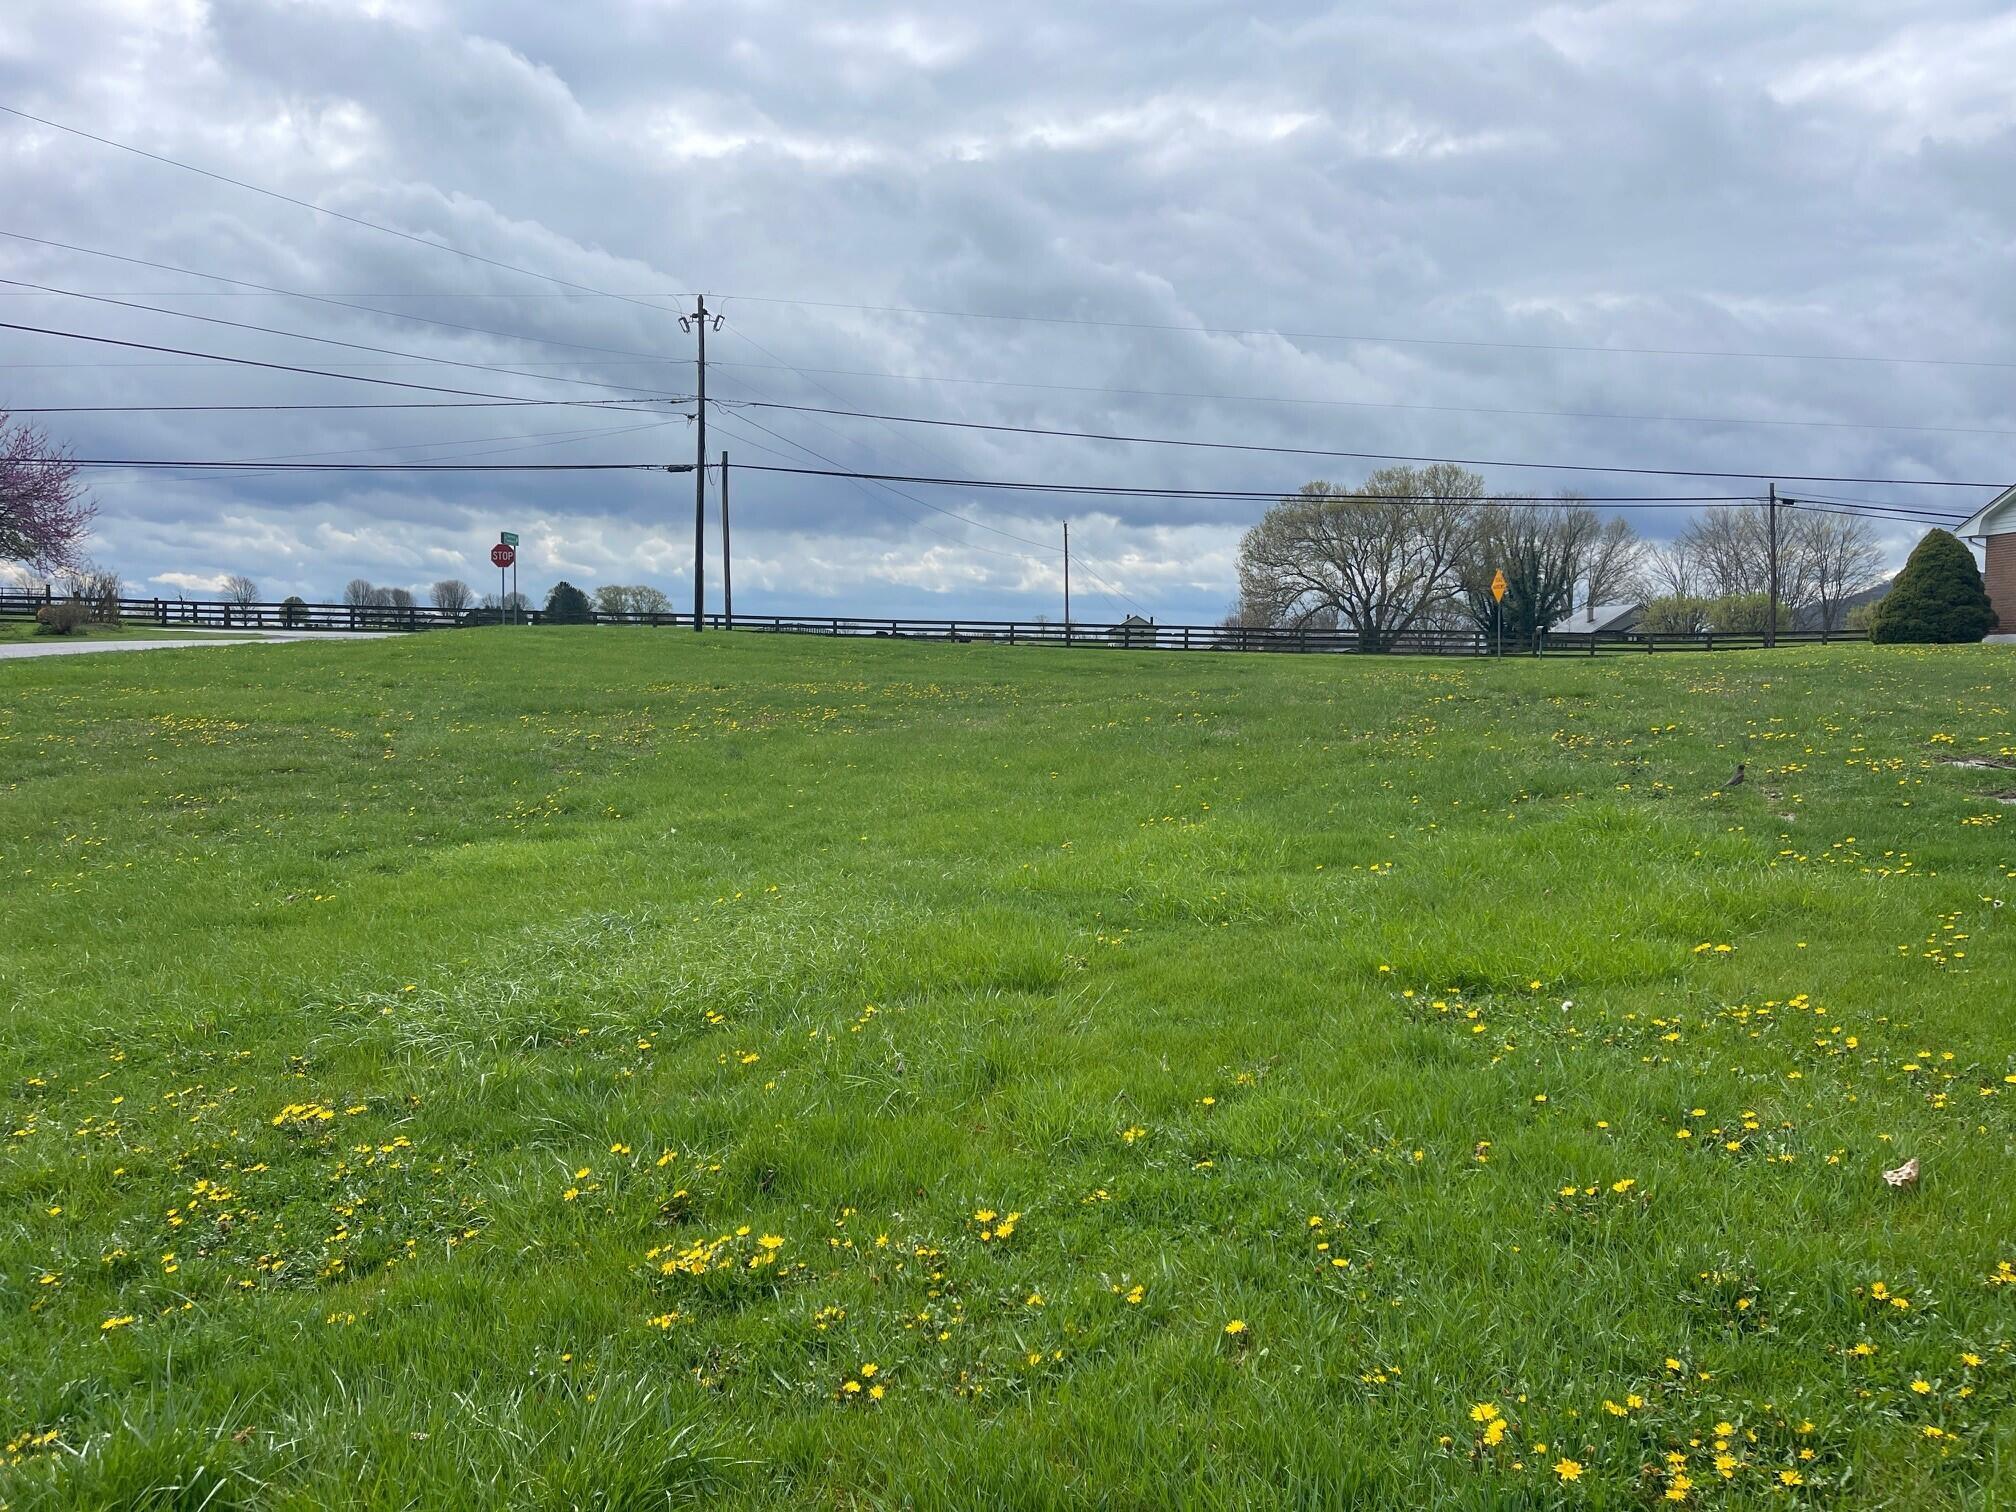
[3,630,2015,1509]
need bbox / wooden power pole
[1766,482,1779,648]
[680,297,721,631]
[720,450,732,629]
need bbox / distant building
[1546,601,1642,637]
[1957,485,2016,642]
[1109,613,1157,648]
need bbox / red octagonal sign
[490,543,516,568]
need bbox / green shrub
[1845,601,1879,637]
[1870,529,1993,643]
[544,581,593,624]
[1638,595,1711,634]
[34,599,91,635]
[1705,592,1790,634]
[281,595,308,628]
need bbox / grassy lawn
[3,630,2014,1509]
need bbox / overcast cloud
[2,0,2013,621]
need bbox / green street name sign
[499,531,519,547]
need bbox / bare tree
[222,575,259,606]
[374,586,416,610]
[1678,508,1766,598]
[1581,515,1645,612]
[0,413,94,570]
[1675,503,1819,610]
[1792,510,1886,630]
[1643,541,1699,599]
[1236,466,1483,651]
[60,561,122,623]
[342,578,377,607]
[1458,501,1597,639]
[430,578,475,615]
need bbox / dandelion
[1223,1319,1247,1336]
[100,1315,135,1331]
[1910,1379,1931,1394]
[1554,1457,1583,1482]
[1778,1468,1803,1486]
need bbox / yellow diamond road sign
[1490,569,1508,603]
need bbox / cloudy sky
[2,0,2013,621]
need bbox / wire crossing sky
[2,2,2013,613]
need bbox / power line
[107,416,683,487]
[0,231,701,369]
[728,399,2012,491]
[0,104,688,319]
[714,327,1150,612]
[0,277,692,401]
[712,405,1058,565]
[54,459,678,472]
[4,400,677,414]
[733,466,1968,522]
[706,292,2016,372]
[0,320,674,412]
[699,358,2016,443]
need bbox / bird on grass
[1724,762,1746,787]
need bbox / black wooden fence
[0,590,1858,656]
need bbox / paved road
[0,631,394,661]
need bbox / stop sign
[490,543,516,568]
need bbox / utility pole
[720,450,732,630]
[679,296,721,631]
[1766,482,1779,649]
[1063,520,1071,629]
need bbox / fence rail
[1,590,1858,655]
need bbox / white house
[1956,484,2016,643]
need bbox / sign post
[499,533,520,624]
[1490,569,1507,658]
[491,541,516,623]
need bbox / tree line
[1230,466,1891,647]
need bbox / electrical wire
[695,360,2016,443]
[1,277,692,401]
[0,104,688,319]
[0,320,674,412]
[714,324,1150,613]
[0,230,701,370]
[728,399,2011,491]
[681,291,2016,372]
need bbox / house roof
[1956,484,2016,539]
[1546,602,1640,635]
